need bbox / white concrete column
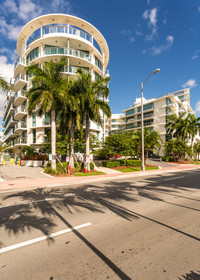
[40,27,43,38]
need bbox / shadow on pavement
[0,168,200,279]
[178,270,200,280]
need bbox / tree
[76,69,111,171]
[166,112,189,142]
[58,78,83,171]
[133,128,162,163]
[193,141,200,160]
[187,113,200,148]
[164,139,192,161]
[25,58,66,169]
[0,76,9,91]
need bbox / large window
[27,47,39,62]
[126,123,135,129]
[95,56,102,71]
[126,109,134,116]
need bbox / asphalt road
[0,170,200,279]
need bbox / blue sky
[1,0,200,135]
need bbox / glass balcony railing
[15,105,27,115]
[14,74,27,84]
[44,47,91,61]
[62,65,89,74]
[14,57,28,70]
[43,25,92,42]
[14,137,27,145]
[15,121,27,130]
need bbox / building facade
[3,14,110,158]
[110,88,193,153]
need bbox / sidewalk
[0,163,199,193]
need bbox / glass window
[95,56,102,71]
[33,129,36,143]
[126,109,134,116]
[32,113,36,127]
[27,47,39,62]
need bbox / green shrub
[126,159,142,166]
[44,166,56,175]
[162,156,172,162]
[102,161,120,168]
[90,162,94,170]
[119,159,127,166]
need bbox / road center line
[164,176,184,181]
[0,222,92,254]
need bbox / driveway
[0,162,48,181]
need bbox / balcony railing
[14,74,27,84]
[14,57,27,70]
[14,137,27,145]
[44,47,91,61]
[15,105,27,115]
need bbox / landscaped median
[102,159,159,172]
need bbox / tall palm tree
[187,113,200,148]
[0,76,9,91]
[59,78,82,171]
[166,112,189,142]
[25,58,66,170]
[76,69,111,171]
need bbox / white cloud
[121,30,135,43]
[0,17,22,40]
[198,6,200,12]
[152,35,174,55]
[0,55,14,118]
[191,49,199,60]
[142,8,158,41]
[195,101,200,115]
[18,0,43,21]
[3,0,18,13]
[182,79,197,88]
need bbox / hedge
[102,159,142,168]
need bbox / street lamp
[141,68,160,171]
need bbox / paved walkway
[96,167,122,174]
[0,163,199,194]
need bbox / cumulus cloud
[182,79,197,88]
[152,35,174,55]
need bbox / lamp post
[141,68,160,171]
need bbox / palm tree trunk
[69,119,74,171]
[85,118,90,172]
[51,109,56,170]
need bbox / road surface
[0,169,200,279]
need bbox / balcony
[62,65,89,75]
[14,74,27,92]
[14,105,27,120]
[4,128,17,142]
[44,47,91,62]
[14,90,27,107]
[42,119,51,126]
[14,137,27,146]
[3,105,15,122]
[14,121,27,133]
[3,116,17,135]
[14,57,27,72]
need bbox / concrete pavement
[0,161,199,193]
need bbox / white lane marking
[40,171,54,178]
[0,222,92,254]
[164,176,184,181]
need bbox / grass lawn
[195,162,200,165]
[74,171,105,176]
[117,166,159,173]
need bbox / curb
[0,165,200,195]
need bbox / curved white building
[3,14,110,158]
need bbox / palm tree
[25,58,66,170]
[76,69,111,171]
[193,141,200,160]
[187,113,200,148]
[59,78,82,171]
[166,112,189,142]
[134,128,162,163]
[0,76,9,91]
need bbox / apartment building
[3,14,110,158]
[110,88,193,147]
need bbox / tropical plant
[75,68,111,171]
[187,113,200,148]
[133,128,162,163]
[25,58,66,169]
[164,139,192,161]
[0,76,9,91]
[193,141,200,160]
